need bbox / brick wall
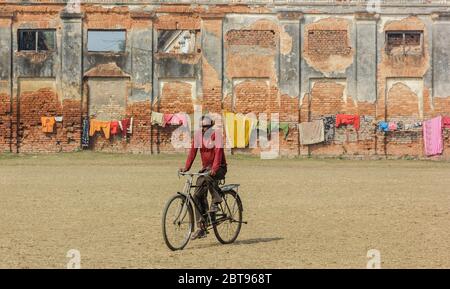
[387,83,420,120]
[225,30,276,48]
[155,81,195,153]
[17,88,81,153]
[307,30,351,60]
[1,5,450,159]
[0,93,11,152]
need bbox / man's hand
[179,168,188,173]
[210,170,216,177]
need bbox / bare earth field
[0,152,449,268]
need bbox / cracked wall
[0,3,450,158]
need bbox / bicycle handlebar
[178,171,210,177]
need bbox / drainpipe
[9,14,13,153]
[151,21,154,155]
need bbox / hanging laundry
[224,113,255,148]
[55,116,63,122]
[151,112,164,126]
[378,121,389,132]
[299,120,325,145]
[89,120,111,139]
[247,117,258,144]
[128,117,133,134]
[81,117,90,148]
[235,114,247,148]
[163,114,173,127]
[322,116,336,143]
[397,121,404,130]
[225,112,236,148]
[423,116,443,157]
[336,114,360,131]
[267,122,290,139]
[120,118,130,138]
[41,117,55,133]
[279,123,290,140]
[110,121,120,135]
[442,116,450,129]
[388,122,398,131]
[170,113,189,127]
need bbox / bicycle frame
[176,172,241,231]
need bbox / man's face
[201,118,213,135]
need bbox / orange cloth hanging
[89,120,111,139]
[41,117,55,133]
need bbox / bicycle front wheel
[212,190,243,244]
[162,194,194,251]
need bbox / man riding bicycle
[179,115,227,240]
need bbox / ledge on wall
[60,11,85,19]
[0,12,14,19]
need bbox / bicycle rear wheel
[162,194,194,251]
[212,190,243,244]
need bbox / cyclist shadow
[189,237,283,250]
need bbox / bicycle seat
[219,184,240,192]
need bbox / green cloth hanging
[264,122,290,139]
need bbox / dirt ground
[0,152,449,268]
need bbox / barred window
[18,30,56,51]
[386,31,423,55]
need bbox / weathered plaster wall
[0,13,12,152]
[0,2,450,159]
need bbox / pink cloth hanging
[442,116,450,129]
[388,122,398,131]
[170,113,188,127]
[423,116,443,157]
[163,114,174,127]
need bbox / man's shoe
[191,229,207,240]
[209,202,221,213]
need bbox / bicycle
[162,171,246,251]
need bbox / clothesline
[150,111,292,140]
[40,111,450,156]
[81,117,133,146]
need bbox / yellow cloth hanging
[224,112,255,148]
[235,114,247,148]
[225,112,236,148]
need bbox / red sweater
[184,131,227,173]
[336,114,360,131]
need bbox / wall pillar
[355,12,379,103]
[277,12,302,98]
[0,12,13,152]
[432,12,450,98]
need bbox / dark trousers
[193,166,227,224]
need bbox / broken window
[18,30,56,51]
[386,31,423,56]
[157,30,197,54]
[87,30,126,53]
